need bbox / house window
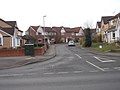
[71,33,75,36]
[0,34,3,45]
[112,31,115,39]
[17,38,20,45]
[0,38,1,45]
[38,39,42,43]
[38,32,42,35]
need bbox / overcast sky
[0,0,120,32]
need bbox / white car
[68,40,75,46]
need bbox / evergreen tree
[84,28,92,47]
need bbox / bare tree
[83,20,93,29]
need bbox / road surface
[0,44,120,90]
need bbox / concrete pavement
[0,45,56,70]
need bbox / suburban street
[0,44,120,90]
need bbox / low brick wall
[0,49,24,57]
[0,46,46,57]
[34,47,45,56]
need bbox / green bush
[34,44,44,47]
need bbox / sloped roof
[42,27,55,32]
[97,22,101,28]
[109,12,120,20]
[0,19,23,36]
[107,26,116,32]
[64,27,81,33]
[2,28,14,35]
[71,27,81,33]
[115,12,120,18]
[6,21,16,27]
[64,27,71,32]
[52,27,62,32]
[31,26,39,31]
[101,16,113,24]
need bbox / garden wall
[0,46,46,57]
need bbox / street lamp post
[43,15,46,44]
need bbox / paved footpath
[0,45,56,70]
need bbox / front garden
[91,42,120,52]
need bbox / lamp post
[43,15,46,44]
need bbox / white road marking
[75,54,82,59]
[86,61,105,71]
[0,74,14,77]
[0,73,38,77]
[73,71,83,73]
[93,56,116,63]
[44,72,54,75]
[57,72,69,74]
[114,67,120,70]
[0,73,35,77]
[103,68,109,70]
[102,60,116,63]
[93,56,103,62]
[26,57,35,60]
[89,70,99,72]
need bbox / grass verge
[91,42,120,52]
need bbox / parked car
[68,40,75,46]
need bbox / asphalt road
[0,44,120,90]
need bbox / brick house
[25,26,84,44]
[58,27,84,43]
[42,27,56,44]
[25,26,57,44]
[52,27,62,43]
[0,19,23,48]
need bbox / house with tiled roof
[106,12,120,43]
[25,26,57,44]
[96,21,101,34]
[52,27,62,43]
[53,26,84,43]
[100,16,113,42]
[26,25,83,44]
[0,18,23,48]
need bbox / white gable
[61,28,66,33]
[76,28,84,36]
[36,26,44,35]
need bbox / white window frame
[0,34,3,46]
[112,31,115,39]
[17,37,20,45]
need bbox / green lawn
[91,42,120,52]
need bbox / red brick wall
[0,49,24,57]
[34,48,44,56]
[0,47,46,57]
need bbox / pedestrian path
[0,45,56,70]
